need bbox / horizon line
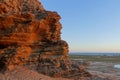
[69,52,120,53]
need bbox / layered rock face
[0,0,90,79]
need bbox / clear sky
[40,0,120,52]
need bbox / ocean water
[69,52,120,56]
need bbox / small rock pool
[114,64,120,69]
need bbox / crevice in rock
[0,44,7,49]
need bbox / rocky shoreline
[0,61,120,80]
[88,62,120,80]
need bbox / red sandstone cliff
[0,0,91,79]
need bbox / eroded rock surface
[0,0,91,79]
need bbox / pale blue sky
[40,0,120,52]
